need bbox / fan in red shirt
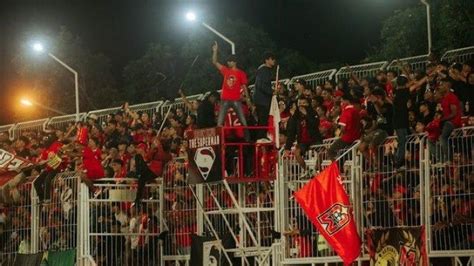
[76,127,105,189]
[328,93,361,161]
[211,41,250,141]
[437,78,463,162]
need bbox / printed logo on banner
[317,203,351,235]
[194,147,216,180]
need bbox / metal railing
[47,113,87,130]
[278,139,361,264]
[441,46,474,63]
[10,119,49,141]
[386,54,431,74]
[287,69,337,90]
[335,61,388,82]
[1,46,473,142]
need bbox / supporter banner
[187,128,222,184]
[0,149,33,187]
[190,234,222,266]
[366,226,427,266]
[294,162,361,265]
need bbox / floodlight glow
[32,42,44,52]
[20,99,33,106]
[186,11,196,21]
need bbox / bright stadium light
[20,99,33,106]
[185,11,196,21]
[184,11,235,54]
[28,40,80,120]
[20,98,66,115]
[32,42,45,52]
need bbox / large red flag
[294,162,361,265]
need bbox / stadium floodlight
[184,11,235,55]
[185,11,196,21]
[29,41,80,120]
[20,98,66,115]
[32,42,44,53]
[20,99,33,106]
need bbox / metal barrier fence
[128,101,164,121]
[33,172,80,256]
[426,126,474,257]
[10,119,49,141]
[278,139,362,264]
[84,178,161,266]
[287,69,337,90]
[386,54,430,74]
[1,46,473,142]
[335,61,388,82]
[441,46,474,63]
[161,160,196,265]
[47,113,86,130]
[0,181,34,266]
[160,94,204,118]
[88,107,123,127]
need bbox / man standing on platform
[211,41,250,141]
[253,51,277,142]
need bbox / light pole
[185,11,236,55]
[32,42,80,121]
[420,0,432,53]
[20,98,67,115]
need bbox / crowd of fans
[0,46,473,263]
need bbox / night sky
[0,0,416,124]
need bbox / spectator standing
[253,51,277,141]
[392,76,410,169]
[211,41,250,141]
[327,94,361,161]
[437,78,462,162]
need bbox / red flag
[294,162,361,265]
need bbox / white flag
[267,95,281,148]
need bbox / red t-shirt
[426,118,441,142]
[219,66,248,101]
[82,147,104,180]
[441,92,462,128]
[339,105,361,143]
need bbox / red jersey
[82,147,104,180]
[219,66,248,101]
[339,105,361,143]
[441,92,462,128]
[426,118,441,142]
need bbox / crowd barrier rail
[2,46,472,141]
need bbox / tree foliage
[369,0,474,61]
[123,18,317,99]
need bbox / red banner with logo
[0,149,33,187]
[366,227,427,266]
[294,162,361,265]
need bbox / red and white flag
[294,162,361,265]
[0,149,33,187]
[267,95,281,148]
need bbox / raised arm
[211,41,223,70]
[346,63,361,85]
[178,89,193,111]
